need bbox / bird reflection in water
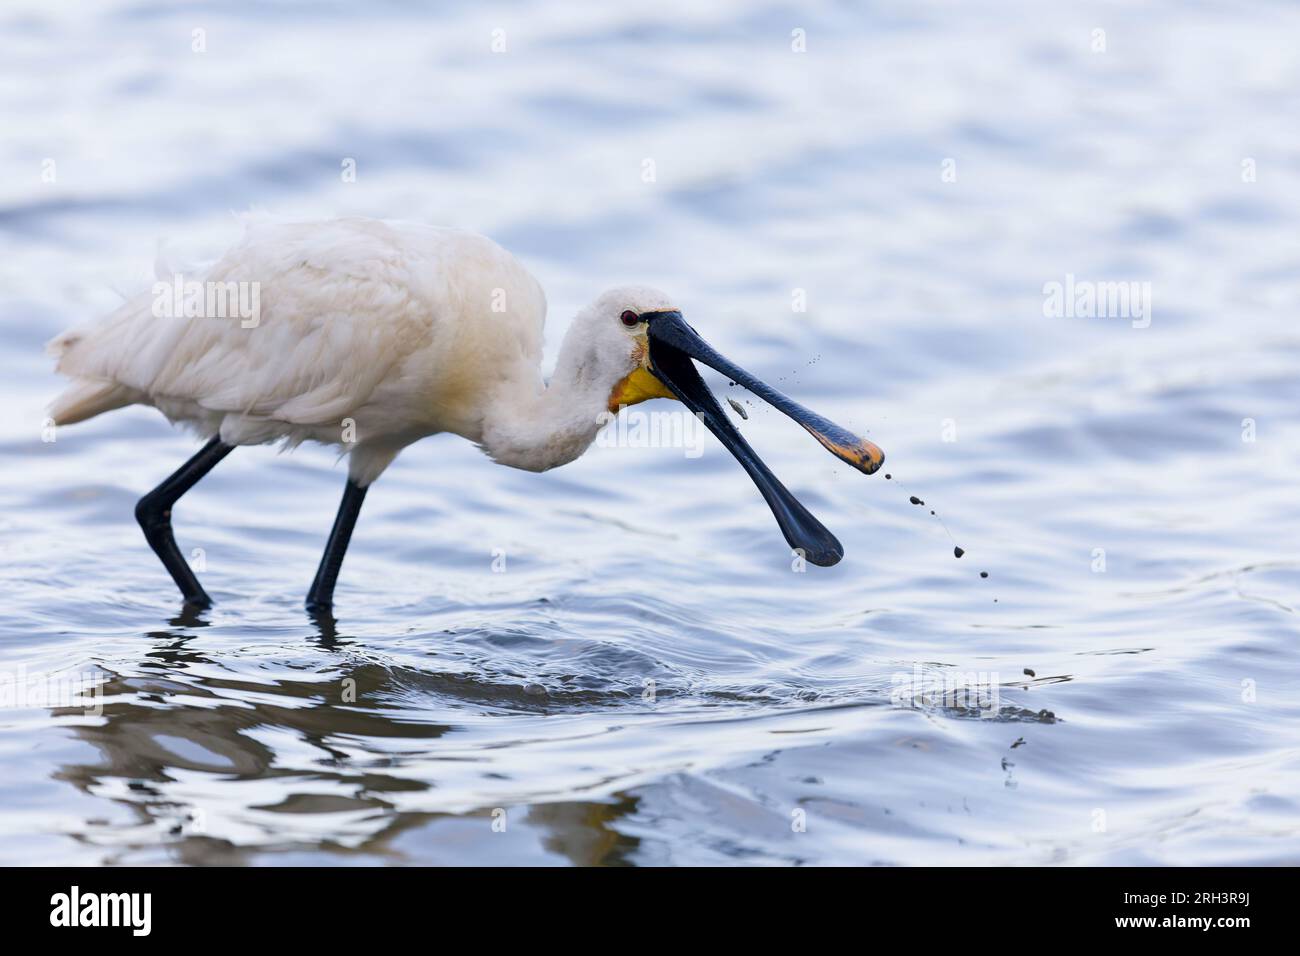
[47,609,641,865]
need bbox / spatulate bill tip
[807,426,885,475]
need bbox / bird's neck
[479,342,612,473]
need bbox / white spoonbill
[48,218,884,611]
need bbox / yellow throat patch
[608,366,677,412]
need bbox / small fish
[727,397,748,420]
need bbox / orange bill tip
[804,426,885,475]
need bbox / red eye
[620,310,639,327]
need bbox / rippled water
[3,0,1299,865]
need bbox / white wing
[49,218,546,439]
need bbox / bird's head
[580,285,885,567]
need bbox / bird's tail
[47,378,137,426]
[46,327,141,425]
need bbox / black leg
[305,480,368,613]
[135,437,235,608]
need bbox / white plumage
[48,217,665,483]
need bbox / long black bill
[645,310,885,567]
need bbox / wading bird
[49,218,883,611]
